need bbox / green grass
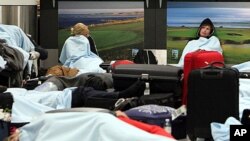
[216,28,250,42]
[167,27,197,38]
[58,25,250,63]
[167,27,250,64]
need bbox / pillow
[125,104,175,127]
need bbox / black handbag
[241,109,250,125]
[133,49,158,64]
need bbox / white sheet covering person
[0,24,39,71]
[210,117,241,141]
[232,61,250,72]
[177,18,223,67]
[18,112,175,141]
[6,88,72,123]
[59,23,105,74]
[0,24,35,53]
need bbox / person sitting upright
[177,18,223,67]
[59,23,105,74]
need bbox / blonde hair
[71,23,89,36]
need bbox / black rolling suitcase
[187,62,239,140]
[112,64,183,94]
[112,64,183,107]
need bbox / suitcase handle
[201,70,223,79]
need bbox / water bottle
[144,82,150,95]
[164,118,172,134]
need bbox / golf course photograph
[58,1,144,61]
[167,2,250,64]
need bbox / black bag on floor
[139,93,175,107]
[133,49,157,64]
[187,62,239,140]
[241,109,250,125]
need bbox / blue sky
[167,2,250,28]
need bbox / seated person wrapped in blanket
[59,23,105,74]
[177,18,223,67]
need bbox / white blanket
[59,35,105,74]
[232,61,250,72]
[6,88,73,123]
[0,24,35,52]
[211,117,241,141]
[19,112,175,141]
[177,36,222,67]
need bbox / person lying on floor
[0,39,28,87]
[0,24,40,68]
[6,111,175,141]
[4,79,145,123]
[0,24,35,53]
[59,23,105,74]
[33,72,113,92]
[0,24,44,86]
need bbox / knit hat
[197,18,215,38]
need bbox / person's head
[197,18,215,38]
[71,23,90,37]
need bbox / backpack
[133,49,158,64]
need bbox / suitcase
[186,63,239,140]
[112,64,183,107]
[182,51,224,105]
